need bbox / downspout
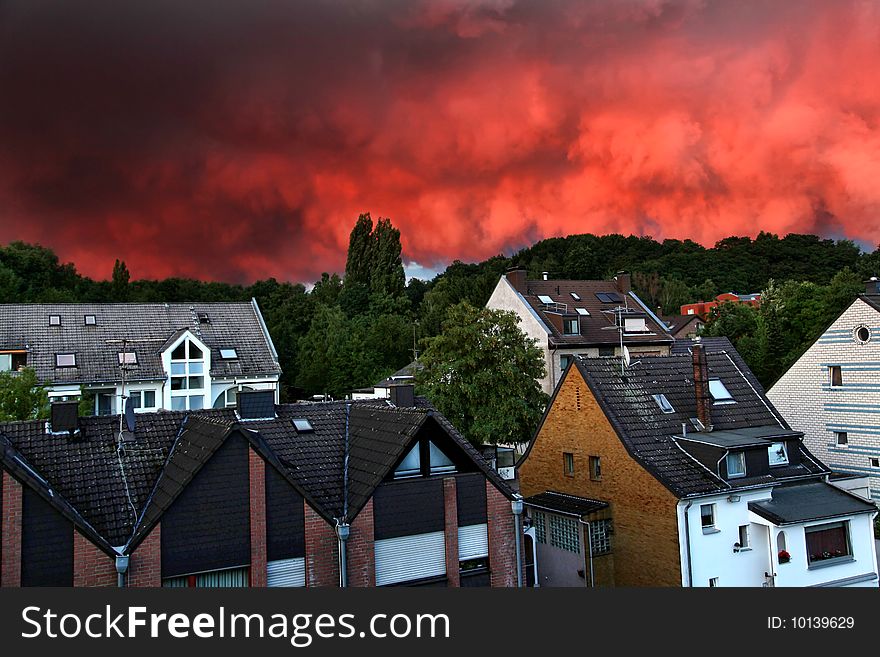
[578,519,594,587]
[337,403,352,588]
[683,501,694,587]
[115,555,129,588]
[511,495,524,588]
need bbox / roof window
[55,353,76,367]
[219,348,238,359]
[576,307,590,316]
[709,379,735,403]
[652,393,675,414]
[570,292,581,301]
[537,295,554,304]
[292,418,314,432]
[84,315,96,325]
[595,292,622,303]
[49,315,61,326]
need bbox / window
[537,295,554,305]
[130,390,157,410]
[871,458,879,468]
[55,353,76,367]
[532,511,546,544]
[708,379,734,402]
[292,418,314,432]
[163,566,249,587]
[219,348,238,359]
[589,519,612,555]
[428,441,456,475]
[835,431,848,446]
[652,393,675,414]
[560,354,572,372]
[854,326,871,344]
[0,351,26,372]
[549,515,580,553]
[169,339,207,411]
[84,315,96,325]
[563,318,579,335]
[589,455,601,481]
[700,504,716,531]
[570,292,581,301]
[49,315,61,326]
[768,442,789,466]
[726,452,746,478]
[829,366,842,387]
[708,577,718,587]
[595,292,622,303]
[196,312,210,324]
[737,524,751,550]
[598,347,614,357]
[575,307,590,316]
[563,452,575,476]
[805,522,851,565]
[393,440,456,478]
[394,443,421,478]
[624,317,647,333]
[118,352,137,365]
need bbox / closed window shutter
[458,523,489,561]
[267,558,306,587]
[374,531,446,586]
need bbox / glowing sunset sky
[1,0,879,283]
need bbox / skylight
[84,315,96,325]
[197,312,210,324]
[709,379,735,402]
[537,295,554,304]
[570,292,581,301]
[55,353,76,367]
[652,394,675,414]
[49,315,61,326]
[576,308,590,316]
[596,292,622,304]
[220,348,238,359]
[118,352,137,365]
[292,418,314,432]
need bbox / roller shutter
[458,523,489,561]
[267,558,306,587]
[375,531,446,586]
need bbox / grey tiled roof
[0,301,281,385]
[0,398,509,555]
[574,350,828,498]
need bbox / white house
[768,278,880,502]
[486,268,673,395]
[0,300,281,415]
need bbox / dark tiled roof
[748,482,876,525]
[574,350,828,498]
[861,294,880,314]
[514,279,672,347]
[524,491,608,517]
[0,398,509,554]
[0,301,280,385]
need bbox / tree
[343,213,375,289]
[111,259,131,301]
[416,302,548,445]
[0,368,49,421]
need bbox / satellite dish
[623,346,631,368]
[124,396,136,432]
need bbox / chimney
[865,277,879,296]
[692,342,712,431]
[615,271,631,294]
[506,267,526,292]
[238,389,276,420]
[542,272,549,281]
[390,384,415,408]
[50,401,80,435]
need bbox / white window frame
[709,379,734,403]
[768,442,789,467]
[726,452,746,478]
[55,353,76,367]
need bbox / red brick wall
[73,530,116,587]
[304,504,338,587]
[487,481,518,587]
[1,471,22,587]
[249,448,267,587]
[129,524,162,587]
[444,477,460,587]
[346,499,375,587]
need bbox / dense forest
[1,218,878,397]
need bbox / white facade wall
[768,299,880,501]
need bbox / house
[768,278,880,502]
[350,361,423,401]
[681,292,761,320]
[0,300,281,414]
[517,337,878,587]
[486,269,673,395]
[661,314,704,339]
[0,389,521,587]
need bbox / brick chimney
[614,271,631,294]
[506,267,527,292]
[865,277,879,296]
[692,342,713,431]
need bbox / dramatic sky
[1,0,879,283]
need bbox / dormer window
[169,338,206,411]
[0,351,27,372]
[49,315,61,326]
[563,318,579,335]
[652,394,675,414]
[726,452,746,478]
[709,379,734,403]
[768,442,789,466]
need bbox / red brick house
[0,390,521,587]
[680,292,761,320]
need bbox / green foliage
[0,368,49,421]
[111,259,131,301]
[416,302,548,445]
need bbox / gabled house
[518,338,878,587]
[661,314,704,339]
[486,269,673,394]
[681,292,761,320]
[0,389,521,588]
[768,278,880,502]
[0,300,281,414]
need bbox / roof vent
[237,389,276,420]
[49,401,80,436]
[389,384,415,408]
